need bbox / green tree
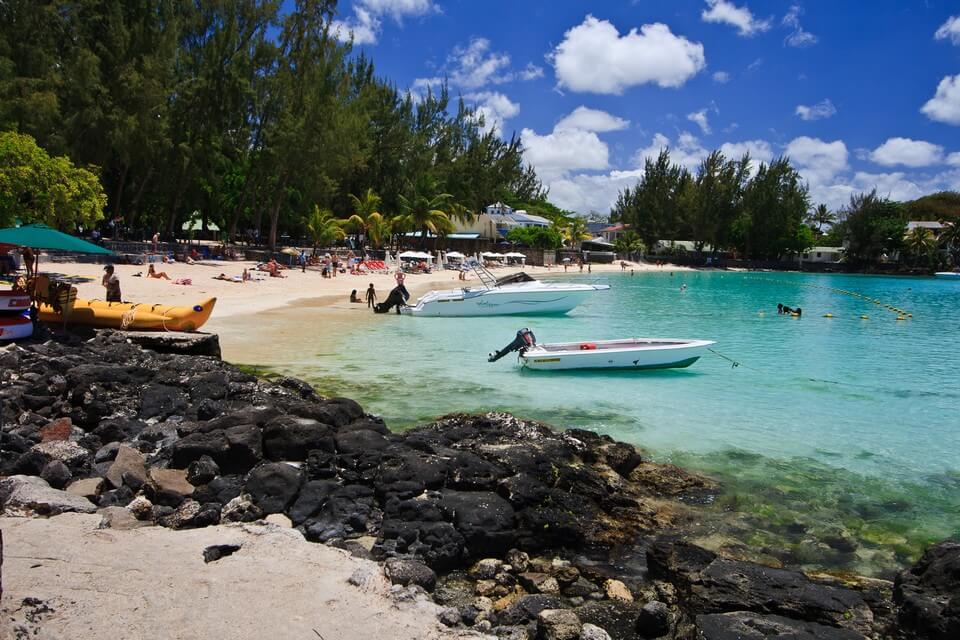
[807,203,835,236]
[938,220,960,266]
[346,188,382,246]
[397,177,453,247]
[365,211,392,250]
[905,226,936,267]
[612,149,688,249]
[303,205,346,255]
[506,225,563,249]
[614,230,646,260]
[738,157,810,259]
[0,131,107,229]
[841,190,906,266]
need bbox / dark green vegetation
[0,0,543,247]
[611,150,814,260]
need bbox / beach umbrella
[181,219,220,232]
[280,247,300,256]
[0,223,113,255]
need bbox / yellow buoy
[896,316,906,321]
[860,315,869,320]
[823,313,833,318]
[908,313,913,318]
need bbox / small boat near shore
[401,266,609,317]
[488,329,716,371]
[38,297,216,332]
[934,271,960,280]
[0,312,33,340]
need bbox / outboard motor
[488,328,536,362]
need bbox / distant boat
[488,329,715,371]
[934,272,960,280]
[401,266,608,317]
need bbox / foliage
[303,205,345,254]
[557,216,591,248]
[838,190,906,266]
[0,131,107,229]
[904,191,960,221]
[0,1,543,248]
[397,176,454,245]
[737,158,811,259]
[939,220,960,266]
[904,227,937,266]
[613,230,645,259]
[806,204,835,236]
[612,149,690,249]
[505,225,563,250]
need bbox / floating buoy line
[739,274,913,320]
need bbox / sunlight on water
[249,271,960,575]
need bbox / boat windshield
[495,272,536,286]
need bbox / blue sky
[328,0,960,214]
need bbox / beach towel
[173,278,192,286]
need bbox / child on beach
[102,265,122,302]
[366,283,377,308]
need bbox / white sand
[0,513,480,640]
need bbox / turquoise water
[266,271,960,575]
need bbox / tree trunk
[128,165,154,229]
[113,164,129,219]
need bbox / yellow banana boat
[39,297,216,332]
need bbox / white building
[801,246,844,263]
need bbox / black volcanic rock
[894,540,960,640]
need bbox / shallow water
[239,270,960,576]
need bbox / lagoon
[249,270,960,576]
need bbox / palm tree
[345,188,382,248]
[807,204,835,236]
[303,205,346,256]
[563,216,591,249]
[397,178,454,247]
[365,212,393,250]
[614,230,646,261]
[905,226,936,266]
[938,220,960,266]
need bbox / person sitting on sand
[267,259,284,278]
[147,264,171,280]
[242,268,250,282]
[350,289,362,303]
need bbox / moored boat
[0,289,31,315]
[38,297,216,331]
[934,271,960,280]
[401,267,609,317]
[488,328,715,371]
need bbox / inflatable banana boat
[38,297,216,332]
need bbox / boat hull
[0,290,31,315]
[519,338,715,371]
[0,313,33,340]
[402,284,609,317]
[38,297,216,332]
[934,272,960,280]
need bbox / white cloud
[687,109,711,135]
[551,16,706,94]
[869,137,944,168]
[556,106,629,133]
[358,0,436,21]
[332,7,381,45]
[747,58,763,72]
[850,172,925,202]
[935,15,960,45]
[719,139,774,163]
[701,0,771,37]
[413,38,543,92]
[712,70,731,83]
[948,151,960,167]
[547,170,645,214]
[521,127,610,180]
[633,131,709,171]
[782,5,817,47]
[785,136,849,188]
[332,0,436,45]
[795,98,836,121]
[464,92,520,136]
[921,74,960,125]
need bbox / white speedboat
[934,271,960,280]
[401,268,609,317]
[488,329,715,371]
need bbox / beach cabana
[503,251,527,265]
[398,250,432,262]
[446,251,466,262]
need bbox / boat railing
[469,262,500,289]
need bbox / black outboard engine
[374,286,410,314]
[488,328,536,362]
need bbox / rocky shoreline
[1,330,956,639]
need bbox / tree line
[0,0,543,248]
[611,149,813,261]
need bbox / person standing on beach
[22,246,35,277]
[102,265,122,302]
[366,283,377,308]
[152,231,159,253]
[394,271,409,301]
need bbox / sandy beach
[35,257,690,363]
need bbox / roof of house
[600,223,628,233]
[906,220,946,230]
[805,246,845,252]
[512,211,551,225]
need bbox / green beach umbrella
[0,223,113,254]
